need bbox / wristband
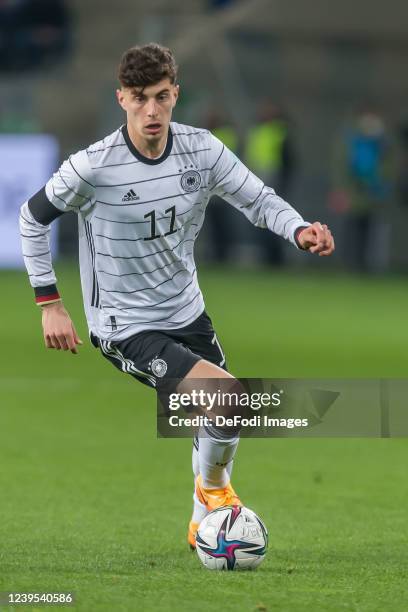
[38,297,62,307]
[34,284,61,306]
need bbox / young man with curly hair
[20,43,334,549]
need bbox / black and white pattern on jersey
[51,183,70,209]
[95,233,149,243]
[168,128,211,165]
[93,168,210,189]
[95,262,199,329]
[20,229,49,238]
[58,168,91,203]
[94,222,199,244]
[50,176,93,213]
[91,158,141,170]
[281,214,302,234]
[103,276,201,318]
[87,129,132,169]
[94,186,208,208]
[90,195,205,308]
[97,256,182,277]
[20,211,43,227]
[209,143,225,172]
[239,184,265,209]
[223,169,250,197]
[95,235,196,260]
[169,148,211,157]
[84,220,100,308]
[131,290,202,325]
[19,121,310,343]
[210,161,238,192]
[69,156,95,188]
[271,206,298,232]
[172,131,209,137]
[28,269,54,278]
[87,143,127,154]
[93,200,200,242]
[97,254,193,280]
[93,198,205,225]
[95,217,198,242]
[22,249,50,258]
[86,131,127,156]
[99,265,194,295]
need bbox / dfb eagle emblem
[181,170,201,192]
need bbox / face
[116,78,179,145]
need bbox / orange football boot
[195,474,243,512]
[188,520,200,550]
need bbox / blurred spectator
[244,101,296,265]
[206,110,241,262]
[0,0,71,72]
[330,106,394,272]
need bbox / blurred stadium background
[2,0,408,269]
[1,2,408,611]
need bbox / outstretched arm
[208,134,335,255]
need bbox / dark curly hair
[118,43,178,90]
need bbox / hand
[297,222,335,256]
[41,302,83,354]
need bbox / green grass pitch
[0,265,407,611]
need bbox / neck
[127,122,168,159]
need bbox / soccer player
[19,43,334,549]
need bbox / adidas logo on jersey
[122,189,140,202]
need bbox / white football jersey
[20,122,309,340]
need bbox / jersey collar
[121,124,173,165]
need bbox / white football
[196,505,268,570]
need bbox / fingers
[318,224,335,256]
[309,222,325,252]
[44,329,83,354]
[44,333,56,350]
[309,223,335,255]
[318,230,335,256]
[44,333,70,351]
[58,335,70,351]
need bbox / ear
[116,88,127,111]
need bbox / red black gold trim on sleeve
[34,284,61,306]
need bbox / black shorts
[91,310,227,391]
